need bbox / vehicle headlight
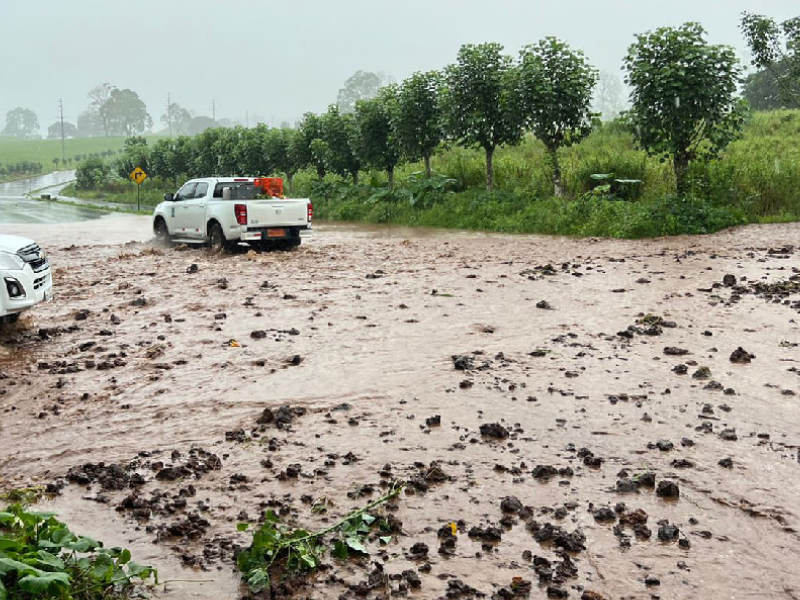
[0,252,25,270]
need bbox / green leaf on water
[247,568,270,593]
[332,540,348,559]
[345,537,368,554]
[237,523,250,532]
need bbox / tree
[517,37,598,196]
[235,124,272,176]
[321,105,361,183]
[354,87,402,188]
[396,71,444,178]
[114,136,150,180]
[75,157,109,190]
[2,108,40,139]
[47,121,78,140]
[188,116,215,136]
[77,110,105,137]
[743,61,800,109]
[592,70,626,121]
[265,127,299,190]
[88,83,114,136]
[99,89,152,136]
[294,112,327,178]
[741,13,800,107]
[623,23,745,196]
[161,102,192,136]
[337,71,386,114]
[444,43,523,191]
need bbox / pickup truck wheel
[153,218,170,246]
[282,237,301,250]
[209,222,229,253]
[1,314,20,325]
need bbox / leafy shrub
[0,503,157,599]
[75,157,109,190]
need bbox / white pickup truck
[0,234,53,324]
[152,177,312,251]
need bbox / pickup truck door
[181,181,209,238]
[168,182,196,234]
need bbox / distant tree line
[0,161,43,178]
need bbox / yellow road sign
[130,167,147,185]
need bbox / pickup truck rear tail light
[234,204,248,225]
[307,202,313,223]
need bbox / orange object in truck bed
[254,177,284,198]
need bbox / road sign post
[129,167,148,211]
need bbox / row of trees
[102,37,597,195]
[79,12,797,199]
[0,161,43,178]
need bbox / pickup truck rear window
[214,182,258,199]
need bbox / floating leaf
[345,537,368,554]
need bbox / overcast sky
[0,0,795,132]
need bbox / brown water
[1,216,799,599]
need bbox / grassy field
[0,136,165,182]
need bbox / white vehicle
[152,177,312,251]
[0,234,53,324]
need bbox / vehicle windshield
[213,182,258,199]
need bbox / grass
[0,136,165,182]
[60,182,163,208]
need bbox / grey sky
[0,0,795,132]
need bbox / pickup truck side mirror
[164,193,174,202]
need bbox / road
[0,207,799,599]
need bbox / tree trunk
[485,145,495,191]
[549,147,563,197]
[388,166,395,190]
[423,153,432,179]
[352,170,359,186]
[316,165,325,179]
[673,153,690,197]
[286,172,294,193]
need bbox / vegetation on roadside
[56,12,800,238]
[237,482,404,594]
[0,503,157,599]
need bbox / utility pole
[167,92,173,137]
[212,100,216,127]
[58,99,66,163]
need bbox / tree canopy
[444,43,523,190]
[741,12,800,107]
[517,37,598,195]
[99,88,152,136]
[337,71,386,114]
[623,22,744,195]
[3,107,40,139]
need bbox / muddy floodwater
[1,215,799,600]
